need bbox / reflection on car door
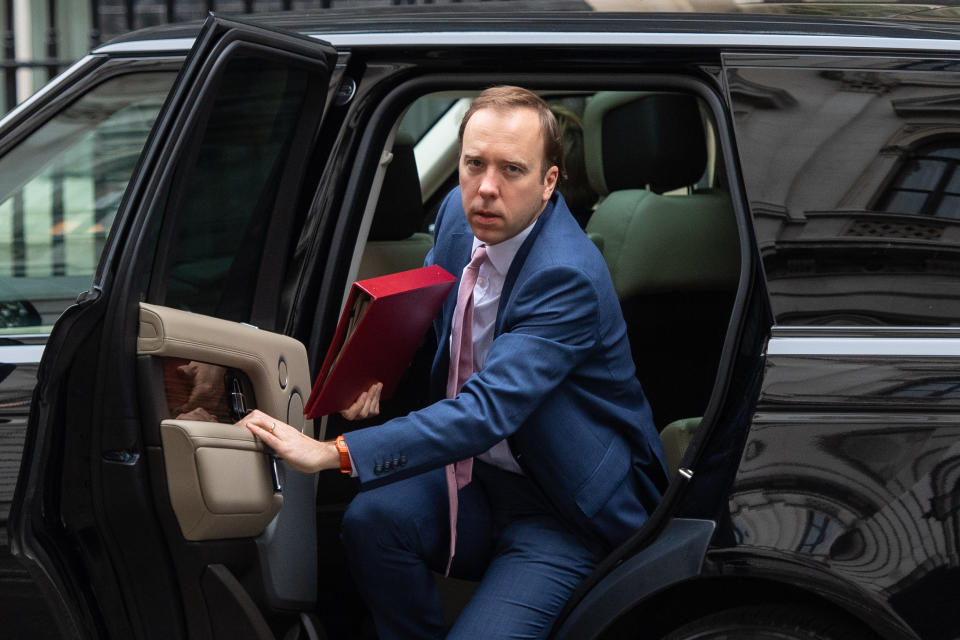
[11,15,337,640]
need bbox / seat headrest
[370,133,424,241]
[584,92,707,196]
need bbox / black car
[3,6,960,639]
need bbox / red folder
[304,265,456,418]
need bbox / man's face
[459,106,559,245]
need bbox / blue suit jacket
[344,188,668,551]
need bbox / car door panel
[13,14,337,638]
[138,302,313,434]
[160,419,282,540]
[138,302,317,609]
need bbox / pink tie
[444,244,486,575]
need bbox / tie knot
[469,245,487,269]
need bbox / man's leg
[341,468,493,640]
[447,463,602,640]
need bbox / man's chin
[468,218,504,243]
[472,230,502,245]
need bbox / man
[244,86,668,639]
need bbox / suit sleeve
[343,264,600,487]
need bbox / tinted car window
[159,57,311,323]
[398,96,456,143]
[727,63,960,326]
[0,72,175,333]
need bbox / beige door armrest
[161,419,283,541]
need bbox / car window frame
[0,56,183,367]
[143,44,329,329]
[296,64,765,637]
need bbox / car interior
[317,87,740,629]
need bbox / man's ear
[542,165,559,201]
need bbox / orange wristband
[335,435,351,474]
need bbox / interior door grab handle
[228,376,281,493]
[271,457,283,493]
[229,376,248,421]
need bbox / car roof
[93,5,960,55]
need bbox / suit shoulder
[539,211,609,276]
[433,186,467,241]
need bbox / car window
[399,97,457,144]
[156,56,317,326]
[727,62,960,326]
[0,72,176,334]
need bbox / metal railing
[3,0,70,112]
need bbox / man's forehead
[462,106,544,153]
[467,104,540,127]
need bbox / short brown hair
[458,86,564,181]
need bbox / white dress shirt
[460,222,536,475]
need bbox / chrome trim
[767,336,960,357]
[0,56,99,129]
[0,344,44,364]
[92,31,960,55]
[317,32,960,51]
[93,38,196,55]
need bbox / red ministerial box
[304,264,456,418]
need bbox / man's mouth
[471,210,501,223]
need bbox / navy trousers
[341,461,601,639]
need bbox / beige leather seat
[358,134,433,280]
[659,416,702,476]
[583,91,740,430]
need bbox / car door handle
[228,377,282,493]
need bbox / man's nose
[478,169,499,197]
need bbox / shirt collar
[471,217,537,276]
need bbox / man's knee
[341,473,448,556]
[342,487,401,543]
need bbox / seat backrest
[358,134,434,280]
[584,92,739,429]
[659,416,702,477]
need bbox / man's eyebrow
[502,159,529,171]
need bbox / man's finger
[372,383,381,415]
[362,389,377,417]
[245,421,280,447]
[342,391,368,420]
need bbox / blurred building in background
[0,0,406,113]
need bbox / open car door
[11,15,338,640]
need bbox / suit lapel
[440,230,473,332]
[494,195,557,336]
[429,223,472,401]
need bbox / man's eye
[467,159,482,168]
[505,165,521,174]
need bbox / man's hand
[240,409,340,473]
[340,382,382,421]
